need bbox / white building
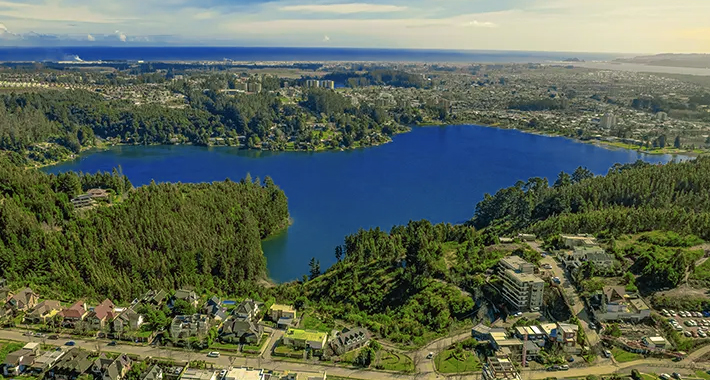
[224,368,263,380]
[498,257,544,312]
[600,113,617,129]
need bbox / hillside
[0,153,289,301]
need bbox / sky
[0,0,708,53]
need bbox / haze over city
[0,0,708,53]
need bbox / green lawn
[377,351,414,372]
[641,374,659,380]
[300,314,332,332]
[696,371,710,380]
[243,333,270,352]
[611,348,642,363]
[0,342,25,362]
[434,349,482,374]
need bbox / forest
[0,84,412,165]
[0,153,289,301]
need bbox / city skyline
[0,0,708,53]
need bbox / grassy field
[696,371,710,380]
[611,348,642,363]
[377,351,414,372]
[434,349,482,374]
[242,333,270,352]
[300,314,333,332]
[0,342,25,362]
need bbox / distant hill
[616,53,710,69]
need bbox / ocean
[0,46,619,63]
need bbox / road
[411,330,474,376]
[537,246,600,348]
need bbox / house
[556,323,578,346]
[220,319,263,344]
[517,234,536,242]
[70,194,94,209]
[170,314,209,339]
[85,299,117,330]
[59,301,88,328]
[329,328,370,356]
[141,365,163,380]
[282,328,328,351]
[87,189,110,200]
[233,299,260,322]
[112,308,144,334]
[170,290,199,308]
[472,324,507,342]
[3,345,38,376]
[642,336,668,349]
[590,286,651,322]
[91,354,132,380]
[180,369,216,380]
[224,368,262,380]
[560,234,597,249]
[46,349,93,380]
[203,297,227,322]
[141,290,167,306]
[483,357,521,380]
[32,350,66,372]
[269,304,296,323]
[24,300,63,324]
[514,326,546,341]
[564,246,615,270]
[6,288,39,311]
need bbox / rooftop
[224,368,263,380]
[270,304,295,312]
[285,328,327,343]
[181,369,216,380]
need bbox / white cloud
[462,20,497,28]
[0,0,130,24]
[115,30,127,42]
[323,35,330,42]
[279,3,407,14]
[86,33,95,41]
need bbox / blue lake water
[44,126,677,282]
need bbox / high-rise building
[247,82,262,93]
[498,256,544,312]
[320,80,335,89]
[600,113,617,129]
[305,79,320,88]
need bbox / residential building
[24,300,63,324]
[560,234,597,249]
[180,369,215,380]
[141,365,163,380]
[233,299,260,322]
[472,324,507,342]
[247,82,262,93]
[3,346,37,376]
[498,257,544,312]
[171,290,199,308]
[564,246,615,269]
[600,112,617,129]
[85,299,117,330]
[219,319,263,344]
[224,368,263,380]
[305,80,320,88]
[112,307,144,334]
[329,327,370,356]
[269,304,296,320]
[483,357,520,380]
[556,323,578,346]
[32,350,65,373]
[45,349,93,380]
[643,336,668,349]
[517,233,536,242]
[513,326,546,341]
[141,290,167,306]
[282,328,328,351]
[203,297,227,322]
[87,189,110,200]
[6,288,39,311]
[91,354,131,380]
[170,314,209,339]
[320,80,335,90]
[590,286,651,322]
[59,301,87,328]
[70,194,94,209]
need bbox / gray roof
[142,365,163,380]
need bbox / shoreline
[34,122,703,171]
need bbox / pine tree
[309,257,321,280]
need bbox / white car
[426,352,434,359]
[207,351,220,358]
[699,331,707,338]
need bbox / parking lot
[661,309,710,338]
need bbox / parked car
[65,341,75,346]
[559,365,569,370]
[659,374,671,380]
[684,331,692,337]
[207,351,220,358]
[427,352,434,359]
[603,350,612,358]
[567,357,575,362]
[108,341,117,346]
[672,373,682,380]
[513,312,523,317]
[49,335,59,340]
[547,367,558,371]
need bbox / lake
[44,125,678,282]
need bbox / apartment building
[498,257,544,312]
